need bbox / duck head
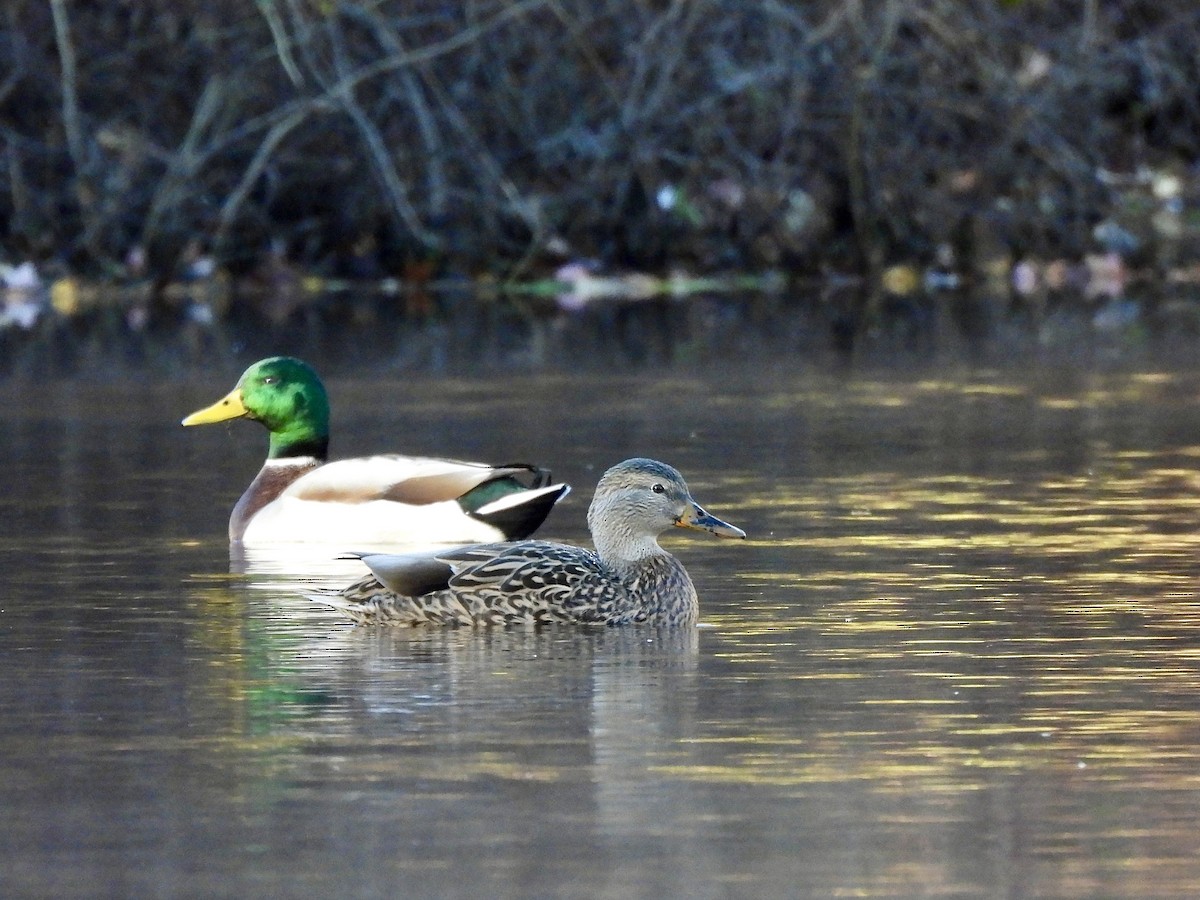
[587,458,745,563]
[182,356,331,460]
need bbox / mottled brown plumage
[313,458,746,627]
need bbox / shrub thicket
[2,0,1199,283]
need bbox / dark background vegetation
[3,0,1199,283]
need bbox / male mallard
[181,356,569,546]
[314,458,745,626]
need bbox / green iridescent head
[182,356,331,460]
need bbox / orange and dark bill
[676,502,746,539]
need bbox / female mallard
[315,458,745,626]
[181,356,569,546]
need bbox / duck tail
[513,464,554,490]
[470,482,570,540]
[305,583,479,627]
[305,589,384,625]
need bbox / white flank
[241,496,508,546]
[281,455,495,499]
[238,454,564,547]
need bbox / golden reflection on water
[7,369,1200,897]
[187,367,1200,898]
[681,371,1200,897]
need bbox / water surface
[2,365,1200,897]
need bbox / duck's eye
[651,483,666,494]
[261,376,277,385]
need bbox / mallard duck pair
[184,357,745,626]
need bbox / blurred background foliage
[2,0,1198,286]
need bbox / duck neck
[592,528,665,574]
[267,431,328,461]
[255,374,331,461]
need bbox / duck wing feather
[284,456,546,505]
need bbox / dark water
[3,365,1200,898]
